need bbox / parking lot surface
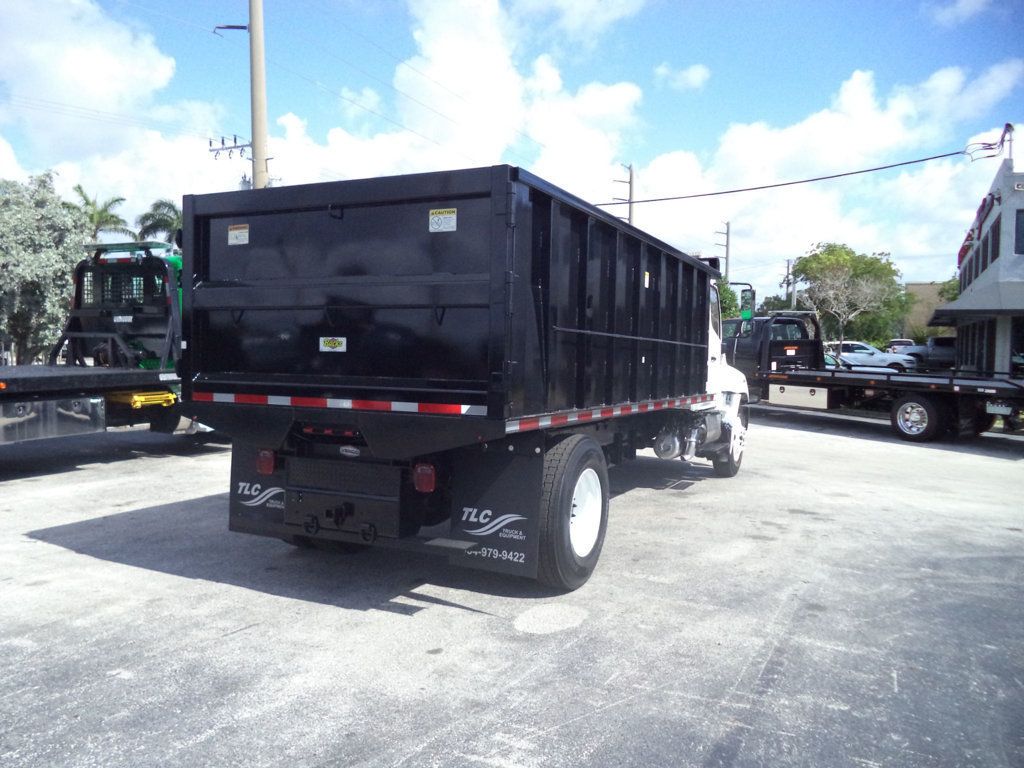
[1,412,1022,768]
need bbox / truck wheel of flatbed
[890,394,945,441]
[712,399,748,478]
[537,435,609,592]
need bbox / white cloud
[654,63,711,91]
[0,0,182,156]
[631,62,1023,298]
[510,0,646,41]
[0,136,27,181]
[927,0,992,27]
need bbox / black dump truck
[0,242,182,444]
[180,165,751,590]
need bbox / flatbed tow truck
[732,313,1024,441]
[0,242,182,444]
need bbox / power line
[595,150,968,208]
[3,94,228,143]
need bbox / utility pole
[613,163,635,225]
[213,0,269,189]
[786,259,797,308]
[248,0,269,189]
[715,221,730,281]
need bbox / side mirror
[739,288,755,321]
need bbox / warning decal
[428,208,457,233]
[227,224,250,246]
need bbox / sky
[0,0,1021,300]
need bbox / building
[930,153,1024,376]
[903,282,950,336]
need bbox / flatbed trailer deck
[0,365,179,400]
[745,314,1024,441]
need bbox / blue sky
[0,0,1021,300]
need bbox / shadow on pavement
[23,455,715,612]
[0,429,230,481]
[25,493,553,612]
[609,454,711,496]
[751,406,1024,460]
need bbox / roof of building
[929,280,1024,325]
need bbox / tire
[890,394,946,442]
[537,435,609,592]
[712,398,749,478]
[887,363,905,373]
[148,408,182,433]
[971,410,996,436]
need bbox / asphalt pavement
[1,412,1021,768]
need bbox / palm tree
[136,198,182,243]
[72,184,136,241]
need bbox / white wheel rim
[897,403,927,435]
[730,423,746,461]
[569,468,602,558]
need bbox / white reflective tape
[268,395,292,406]
[390,401,418,413]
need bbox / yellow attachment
[107,390,178,410]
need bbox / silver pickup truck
[900,336,957,370]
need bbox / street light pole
[715,220,730,281]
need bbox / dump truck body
[182,165,748,589]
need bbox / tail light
[413,463,436,494]
[256,449,276,475]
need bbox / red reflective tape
[551,414,569,426]
[234,393,268,405]
[352,399,391,411]
[600,408,615,419]
[577,411,594,421]
[292,397,328,408]
[418,402,463,415]
[192,391,214,402]
[519,418,541,432]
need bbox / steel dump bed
[181,165,717,457]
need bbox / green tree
[72,183,136,240]
[757,294,792,313]
[136,198,182,242]
[793,243,911,343]
[717,280,739,318]
[0,173,90,363]
[937,273,960,303]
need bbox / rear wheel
[890,394,945,442]
[537,435,609,591]
[887,363,906,373]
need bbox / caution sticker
[428,208,457,233]
[228,223,250,246]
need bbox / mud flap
[447,436,543,579]
[228,442,289,537]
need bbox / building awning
[929,280,1024,326]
